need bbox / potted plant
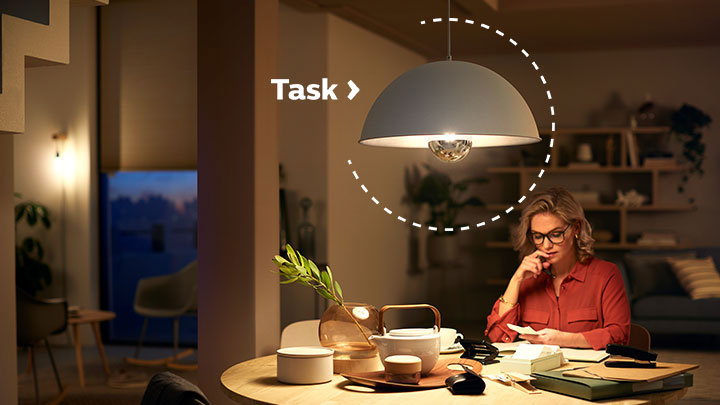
[404,164,487,267]
[14,193,53,296]
[670,104,712,202]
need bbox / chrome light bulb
[428,138,472,162]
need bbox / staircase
[0,0,107,134]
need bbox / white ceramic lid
[276,346,334,358]
[388,328,435,337]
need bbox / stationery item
[492,340,609,362]
[486,372,541,394]
[341,358,482,390]
[563,361,698,382]
[560,348,610,363]
[445,363,486,395]
[276,347,334,385]
[531,370,693,401]
[604,344,657,368]
[500,344,563,374]
[459,338,499,365]
[507,324,540,336]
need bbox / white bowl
[276,346,334,384]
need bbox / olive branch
[272,244,373,347]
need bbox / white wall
[277,4,329,327]
[327,14,432,318]
[17,5,98,341]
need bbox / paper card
[507,323,540,335]
[512,343,560,360]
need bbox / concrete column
[197,1,279,403]
[0,134,18,404]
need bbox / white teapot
[369,304,441,375]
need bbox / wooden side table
[68,309,116,388]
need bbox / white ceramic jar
[276,347,334,384]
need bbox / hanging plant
[670,104,712,203]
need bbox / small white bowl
[276,346,334,384]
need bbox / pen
[539,256,554,279]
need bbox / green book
[530,371,693,401]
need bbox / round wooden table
[220,353,687,404]
[68,309,116,387]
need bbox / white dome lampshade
[360,60,540,161]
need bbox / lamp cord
[447,0,452,60]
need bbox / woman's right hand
[512,250,551,282]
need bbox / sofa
[615,247,720,336]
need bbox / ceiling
[282,0,720,59]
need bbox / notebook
[531,370,692,401]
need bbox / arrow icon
[347,80,359,100]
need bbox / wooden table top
[220,353,687,404]
[67,309,116,324]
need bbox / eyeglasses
[529,223,572,246]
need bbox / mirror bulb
[428,139,472,162]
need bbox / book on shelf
[643,157,677,168]
[625,132,639,167]
[567,162,601,169]
[636,231,678,246]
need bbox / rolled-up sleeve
[485,298,520,343]
[580,269,631,350]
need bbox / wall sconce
[52,132,67,172]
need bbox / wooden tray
[341,358,482,390]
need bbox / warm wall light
[359,1,540,162]
[52,132,68,173]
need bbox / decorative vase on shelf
[319,302,381,373]
[297,197,316,258]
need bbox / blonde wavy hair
[511,187,595,263]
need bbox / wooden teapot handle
[378,304,441,334]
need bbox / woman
[485,187,630,350]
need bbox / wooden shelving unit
[484,126,696,250]
[486,241,698,250]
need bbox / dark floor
[18,344,198,405]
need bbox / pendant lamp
[359,4,540,162]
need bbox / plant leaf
[320,271,331,291]
[334,281,343,302]
[280,276,298,284]
[308,260,320,279]
[326,266,335,294]
[286,244,300,265]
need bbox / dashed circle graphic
[350,18,556,232]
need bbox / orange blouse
[485,257,630,350]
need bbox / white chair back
[280,319,321,348]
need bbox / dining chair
[280,319,321,348]
[628,323,651,352]
[126,260,198,370]
[16,288,68,405]
[141,371,210,405]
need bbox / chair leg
[30,344,39,405]
[44,339,63,393]
[173,317,180,358]
[134,317,149,358]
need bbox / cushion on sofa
[667,256,720,300]
[623,252,694,298]
[633,295,720,320]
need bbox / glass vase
[319,302,381,373]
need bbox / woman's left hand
[519,328,568,346]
